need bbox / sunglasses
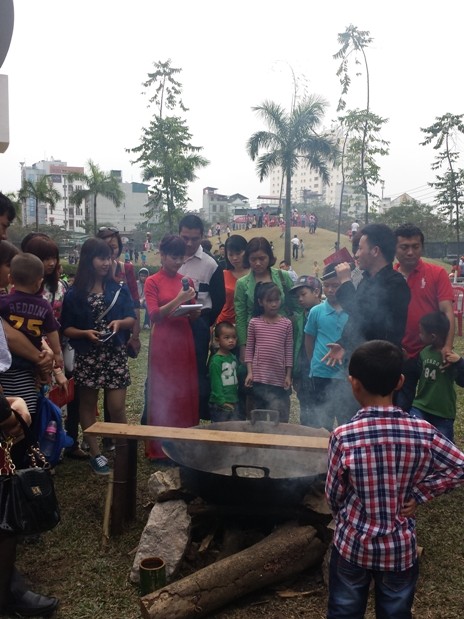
[98,226,119,235]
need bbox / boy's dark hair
[214,321,236,338]
[349,340,403,396]
[420,311,450,342]
[394,223,424,245]
[178,214,204,236]
[244,236,276,268]
[159,234,186,257]
[253,281,280,316]
[10,253,44,287]
[0,240,19,268]
[360,223,396,263]
[0,193,16,222]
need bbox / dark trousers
[304,376,356,431]
[252,382,290,423]
[328,546,419,619]
[191,314,212,420]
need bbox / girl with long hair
[234,236,297,362]
[61,238,135,475]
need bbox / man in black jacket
[324,223,411,367]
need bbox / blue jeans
[327,547,419,619]
[410,406,454,442]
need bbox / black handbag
[0,414,60,535]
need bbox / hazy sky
[2,0,463,209]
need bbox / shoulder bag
[0,413,60,535]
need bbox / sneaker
[89,455,110,476]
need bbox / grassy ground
[12,227,464,619]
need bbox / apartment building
[20,160,149,233]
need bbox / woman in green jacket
[234,237,298,362]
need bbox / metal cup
[139,557,166,596]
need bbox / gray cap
[290,275,322,293]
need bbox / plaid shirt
[326,406,464,571]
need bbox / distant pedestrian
[300,238,305,258]
[291,235,300,261]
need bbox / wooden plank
[85,422,329,451]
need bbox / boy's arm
[305,333,315,365]
[46,330,63,361]
[411,432,464,504]
[325,433,348,515]
[209,357,226,406]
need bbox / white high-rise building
[20,159,150,233]
[268,158,345,209]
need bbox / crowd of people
[2,191,464,617]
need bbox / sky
[2,0,464,210]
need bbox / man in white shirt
[291,235,300,261]
[178,215,226,419]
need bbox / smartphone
[99,330,115,343]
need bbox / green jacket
[234,267,300,347]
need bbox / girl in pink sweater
[244,282,293,422]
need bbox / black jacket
[336,264,411,355]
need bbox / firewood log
[140,523,325,619]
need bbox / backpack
[35,391,73,466]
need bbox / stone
[131,499,191,584]
[147,468,182,502]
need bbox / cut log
[140,523,325,619]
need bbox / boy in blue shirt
[304,263,352,429]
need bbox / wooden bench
[85,422,330,534]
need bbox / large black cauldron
[162,411,329,506]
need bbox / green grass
[12,229,464,619]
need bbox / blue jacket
[61,280,135,353]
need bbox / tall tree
[129,59,208,233]
[18,176,61,232]
[334,25,374,222]
[421,113,464,256]
[68,160,124,235]
[340,109,389,211]
[247,97,336,264]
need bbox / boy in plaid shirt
[326,339,464,619]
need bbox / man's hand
[322,343,346,367]
[335,262,352,284]
[37,348,54,373]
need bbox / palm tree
[68,160,125,234]
[18,176,61,232]
[247,97,336,264]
